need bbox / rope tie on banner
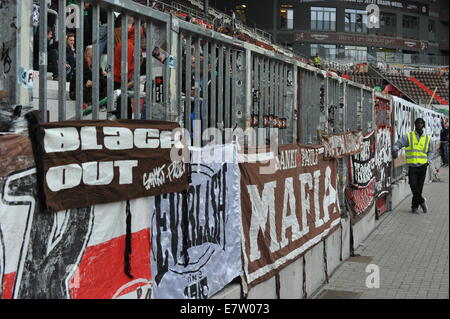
[124,200,134,279]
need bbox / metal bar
[284,64,289,143]
[86,0,169,22]
[75,0,84,120]
[264,58,269,141]
[203,40,209,129]
[210,42,217,130]
[39,0,48,123]
[360,88,364,131]
[270,60,274,127]
[107,8,114,113]
[256,56,262,130]
[224,47,231,129]
[262,57,267,134]
[121,14,128,119]
[279,63,284,143]
[217,44,224,129]
[177,19,242,48]
[343,82,347,131]
[185,33,192,131]
[231,49,237,128]
[92,3,100,119]
[146,21,153,120]
[164,20,171,120]
[194,37,201,122]
[274,62,279,132]
[133,18,141,119]
[58,0,67,121]
[245,49,252,131]
[177,32,183,125]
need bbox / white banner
[150,144,242,299]
[393,96,444,142]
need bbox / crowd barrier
[0,0,446,299]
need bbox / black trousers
[114,82,133,119]
[408,165,428,208]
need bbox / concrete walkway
[314,166,449,299]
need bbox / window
[345,9,367,33]
[403,15,419,30]
[345,46,367,61]
[428,19,436,41]
[311,44,337,59]
[380,12,396,27]
[280,5,294,29]
[402,15,419,39]
[380,12,396,36]
[311,7,336,31]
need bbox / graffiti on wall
[0,0,16,103]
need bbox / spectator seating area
[381,71,449,105]
[411,71,449,103]
[384,74,421,101]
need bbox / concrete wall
[211,217,355,299]
[391,177,411,210]
[211,198,410,300]
[352,206,377,250]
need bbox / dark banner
[320,131,364,159]
[346,131,376,223]
[240,144,341,288]
[27,116,189,212]
[374,96,393,218]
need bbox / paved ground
[314,166,449,299]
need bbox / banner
[150,144,242,299]
[374,96,393,218]
[27,115,189,212]
[239,144,341,288]
[0,135,152,299]
[374,96,391,129]
[375,127,392,198]
[393,98,414,167]
[320,131,364,159]
[346,131,376,222]
[393,97,444,167]
[414,106,444,142]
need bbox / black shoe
[411,207,419,214]
[420,199,428,213]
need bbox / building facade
[214,0,449,65]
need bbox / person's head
[66,32,75,48]
[415,118,425,132]
[85,45,93,67]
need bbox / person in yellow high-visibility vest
[313,55,321,68]
[393,118,433,214]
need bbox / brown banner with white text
[239,144,341,288]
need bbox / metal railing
[29,0,443,147]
